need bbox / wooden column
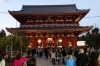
[64,38,67,48]
[66,39,68,48]
[42,39,44,48]
[30,39,35,48]
[42,38,44,48]
[43,38,46,48]
[34,39,37,49]
[66,38,69,48]
[74,37,77,48]
[32,40,35,48]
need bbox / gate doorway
[46,38,54,48]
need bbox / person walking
[51,50,56,65]
[56,49,62,64]
[44,48,49,60]
[66,55,76,66]
[31,48,36,56]
[76,48,89,66]
[61,48,67,64]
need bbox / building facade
[6,4,93,48]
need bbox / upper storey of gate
[8,4,90,27]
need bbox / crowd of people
[29,46,100,66]
[1,46,100,66]
[12,49,36,66]
[26,46,100,66]
[0,48,36,66]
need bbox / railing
[22,21,77,24]
[20,24,79,28]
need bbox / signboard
[77,41,86,46]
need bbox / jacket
[66,59,76,66]
[0,59,5,66]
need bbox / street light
[28,44,32,48]
[58,39,62,43]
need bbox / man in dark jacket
[61,48,67,64]
[44,48,49,59]
[31,48,36,56]
[76,48,89,66]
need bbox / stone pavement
[36,56,66,66]
[6,56,66,66]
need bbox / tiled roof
[8,4,90,14]
[6,26,93,31]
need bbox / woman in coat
[13,53,28,66]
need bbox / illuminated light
[59,46,62,48]
[38,39,42,44]
[47,38,53,41]
[28,45,32,48]
[77,41,86,46]
[58,39,62,43]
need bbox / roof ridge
[22,4,76,7]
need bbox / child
[66,55,76,66]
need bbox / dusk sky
[0,0,100,35]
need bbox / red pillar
[32,40,34,48]
[43,38,46,48]
[74,37,77,48]
[66,38,69,48]
[64,38,66,48]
